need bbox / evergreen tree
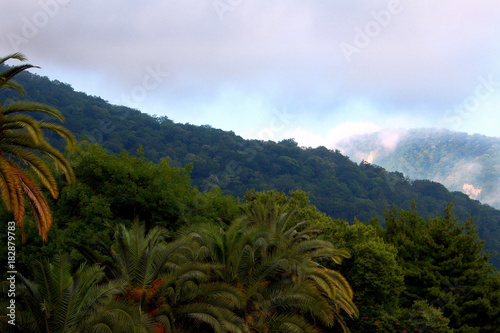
[384,203,499,332]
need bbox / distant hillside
[2,66,500,267]
[338,128,500,210]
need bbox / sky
[1,0,500,149]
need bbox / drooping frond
[0,79,25,95]
[0,53,37,95]
[0,145,59,197]
[2,101,65,121]
[0,114,44,143]
[40,122,77,150]
[5,163,53,242]
[0,52,28,67]
[269,313,321,333]
[0,157,16,210]
[0,53,76,243]
[1,130,76,185]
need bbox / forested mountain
[1,60,500,333]
[3,143,498,332]
[338,128,500,210]
[2,66,500,267]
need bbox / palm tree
[183,200,358,333]
[0,53,76,242]
[0,253,150,332]
[152,262,247,333]
[82,221,247,333]
[244,200,358,330]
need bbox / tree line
[2,61,500,268]
[0,54,499,332]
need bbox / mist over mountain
[2,66,500,267]
[338,128,500,210]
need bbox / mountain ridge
[338,128,500,209]
[2,66,499,267]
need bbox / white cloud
[1,1,499,140]
[463,183,482,199]
[377,128,407,151]
[284,121,380,148]
[326,121,381,148]
[284,127,325,148]
[365,151,375,163]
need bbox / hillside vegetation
[1,142,499,332]
[1,60,499,332]
[1,66,499,268]
[339,128,500,209]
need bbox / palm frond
[0,55,38,95]
[0,52,28,64]
[269,313,321,333]
[14,166,53,241]
[40,122,77,150]
[0,114,44,143]
[0,157,17,210]
[0,80,26,95]
[0,145,59,197]
[2,101,64,122]
[0,53,76,243]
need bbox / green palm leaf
[0,53,76,242]
[8,254,143,333]
[2,101,64,121]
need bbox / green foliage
[180,195,358,332]
[0,253,151,333]
[340,128,500,209]
[2,66,499,332]
[186,186,242,226]
[84,221,247,333]
[365,300,454,333]
[11,142,242,271]
[63,141,193,229]
[1,143,498,332]
[3,66,500,267]
[320,218,405,332]
[384,203,500,331]
[0,54,76,242]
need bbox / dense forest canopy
[0,60,499,332]
[339,128,500,210]
[1,142,499,332]
[2,65,499,268]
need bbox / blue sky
[1,0,500,148]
